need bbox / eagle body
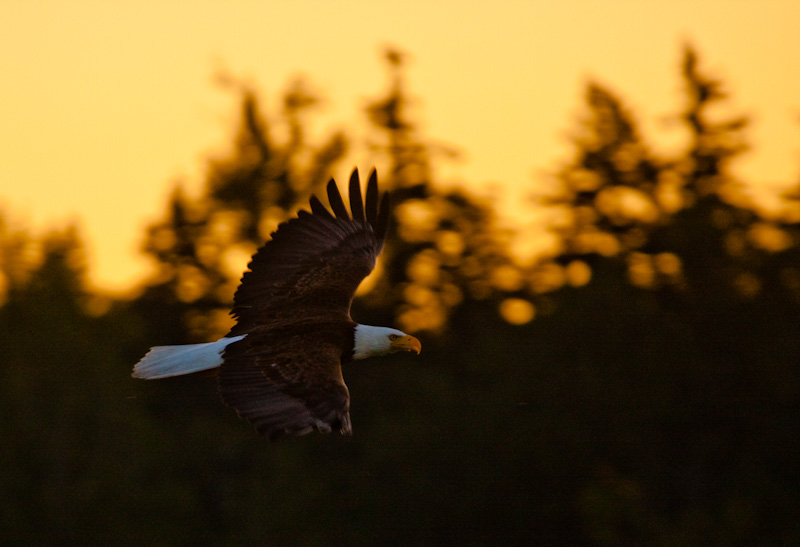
[133,170,420,440]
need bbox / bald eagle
[132,169,421,440]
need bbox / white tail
[132,335,246,379]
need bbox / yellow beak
[391,335,422,355]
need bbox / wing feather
[349,169,365,222]
[326,178,350,219]
[365,169,379,227]
[309,196,335,220]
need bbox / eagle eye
[388,334,399,341]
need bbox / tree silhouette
[538,45,789,304]
[530,45,800,544]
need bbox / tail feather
[132,335,246,380]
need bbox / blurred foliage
[1,45,800,545]
[138,78,347,342]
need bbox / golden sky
[2,0,799,292]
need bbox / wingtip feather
[365,170,378,227]
[348,169,365,222]
[309,195,334,220]
[327,178,349,219]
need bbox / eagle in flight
[133,169,421,440]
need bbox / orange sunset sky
[2,1,800,292]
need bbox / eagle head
[352,325,422,360]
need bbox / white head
[352,325,422,360]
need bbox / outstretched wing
[219,169,389,438]
[227,169,389,336]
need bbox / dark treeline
[1,46,799,545]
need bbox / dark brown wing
[219,169,389,438]
[220,326,352,440]
[227,168,388,334]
